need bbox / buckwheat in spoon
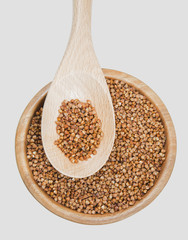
[42,0,115,178]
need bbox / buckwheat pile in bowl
[27,78,166,215]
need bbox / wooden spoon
[41,0,115,178]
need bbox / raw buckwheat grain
[26,78,166,215]
[54,99,103,163]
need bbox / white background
[0,0,187,239]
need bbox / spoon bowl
[42,72,115,178]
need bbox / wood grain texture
[15,69,177,225]
[41,0,115,178]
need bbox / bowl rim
[15,68,177,225]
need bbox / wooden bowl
[15,69,176,225]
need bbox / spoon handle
[72,0,92,37]
[59,0,97,74]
